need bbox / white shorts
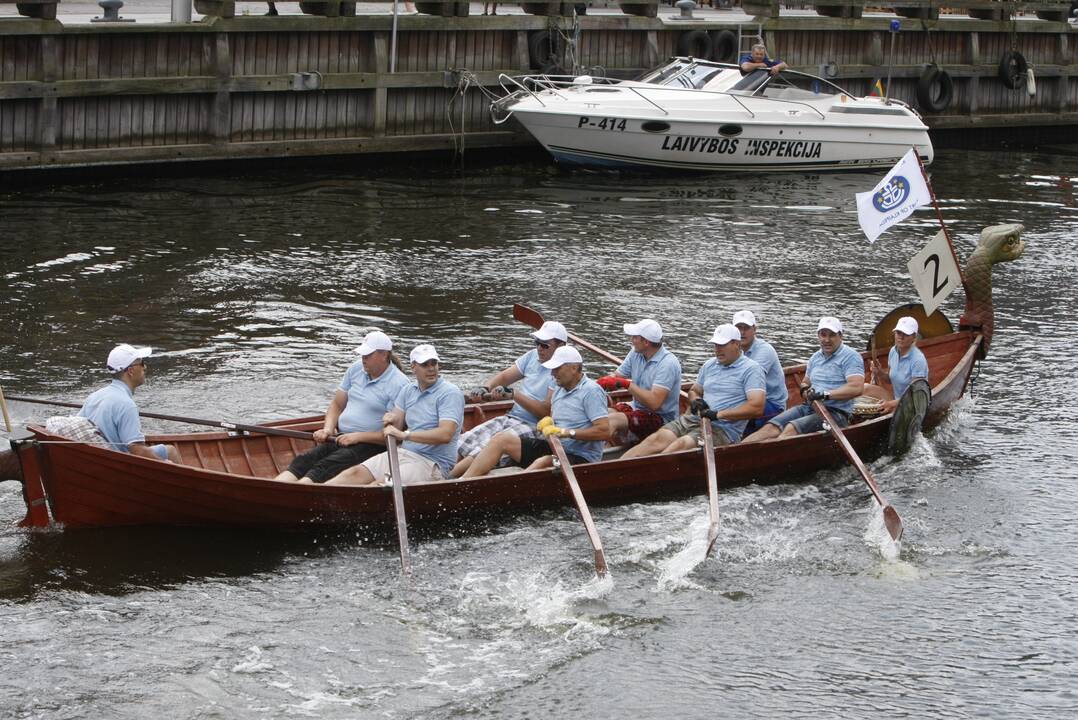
[361,448,444,485]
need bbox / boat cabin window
[639,60,726,90]
[731,70,851,101]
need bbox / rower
[599,318,683,446]
[74,344,181,463]
[732,310,788,435]
[461,346,610,477]
[743,316,865,442]
[451,321,565,477]
[274,331,409,484]
[622,324,766,458]
[862,316,929,413]
[326,344,465,486]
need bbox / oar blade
[883,504,904,543]
[512,303,544,330]
[705,522,719,559]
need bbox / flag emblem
[872,176,911,212]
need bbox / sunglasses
[535,340,551,349]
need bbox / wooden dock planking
[0,9,1075,170]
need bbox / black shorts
[517,436,589,469]
[286,441,382,483]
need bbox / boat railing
[496,72,866,123]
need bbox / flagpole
[885,20,899,104]
[913,149,966,287]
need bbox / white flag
[856,149,932,243]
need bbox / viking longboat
[6,225,1023,532]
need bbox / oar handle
[549,435,608,579]
[6,394,314,441]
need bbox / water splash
[655,515,711,591]
[864,500,902,562]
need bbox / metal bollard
[675,0,697,19]
[92,0,135,22]
[171,0,193,23]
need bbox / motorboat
[492,57,934,172]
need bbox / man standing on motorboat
[739,44,787,76]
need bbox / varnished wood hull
[14,332,980,531]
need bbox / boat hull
[514,109,933,173]
[12,332,979,532]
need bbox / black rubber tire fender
[998,51,1028,90]
[676,30,713,60]
[528,30,564,72]
[710,30,738,63]
[915,65,953,113]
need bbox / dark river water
[1,149,1076,719]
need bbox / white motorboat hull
[496,61,934,173]
[514,110,933,172]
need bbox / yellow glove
[537,416,554,432]
[541,423,564,437]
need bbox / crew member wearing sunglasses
[74,344,181,463]
[450,321,567,477]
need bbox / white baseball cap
[107,344,152,372]
[817,316,844,334]
[894,316,919,336]
[542,345,583,369]
[532,321,568,343]
[710,324,741,346]
[623,319,663,343]
[355,330,393,356]
[732,310,757,327]
[409,344,440,364]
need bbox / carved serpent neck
[958,224,1025,356]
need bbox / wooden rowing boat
[6,223,1024,533]
[5,330,975,531]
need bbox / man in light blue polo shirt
[78,343,180,462]
[598,318,682,445]
[623,324,766,457]
[452,321,566,477]
[733,309,789,435]
[462,345,610,476]
[275,331,410,483]
[744,316,866,441]
[329,344,465,485]
[864,316,929,413]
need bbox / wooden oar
[513,303,622,366]
[810,398,904,542]
[0,385,12,432]
[5,394,314,441]
[548,435,608,579]
[385,435,412,575]
[699,416,721,557]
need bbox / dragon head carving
[959,223,1025,357]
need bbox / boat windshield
[638,60,727,90]
[730,69,850,100]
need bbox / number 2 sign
[907,230,961,316]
